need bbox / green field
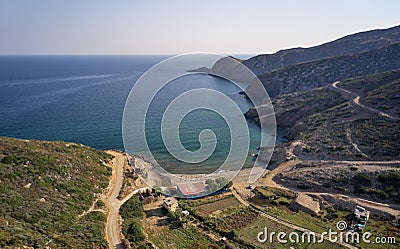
[145,219,220,249]
[263,207,399,249]
[197,197,241,217]
[237,216,346,249]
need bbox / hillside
[245,85,346,126]
[246,42,400,98]
[340,70,400,117]
[0,137,113,248]
[285,70,400,161]
[247,70,400,163]
[243,25,400,75]
[194,25,400,81]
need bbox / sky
[0,0,399,55]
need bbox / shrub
[378,172,400,188]
[120,195,146,247]
[95,200,105,209]
[2,155,14,164]
[322,183,332,188]
[353,173,372,186]
[0,137,113,248]
[120,195,143,218]
[366,188,389,199]
[297,184,311,189]
[124,219,145,243]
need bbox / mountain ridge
[243,24,400,75]
[245,42,400,98]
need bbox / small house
[163,197,178,212]
[352,205,369,232]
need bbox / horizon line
[1,22,399,57]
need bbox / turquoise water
[143,73,263,173]
[0,55,284,174]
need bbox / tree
[215,177,228,187]
[126,220,145,243]
[206,182,219,193]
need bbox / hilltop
[246,42,400,98]
[243,25,400,75]
[195,25,400,86]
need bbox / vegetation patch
[120,195,149,248]
[0,137,113,248]
[248,186,294,210]
[196,197,241,217]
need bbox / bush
[120,195,146,247]
[353,173,372,186]
[206,178,231,193]
[1,155,14,164]
[322,183,332,188]
[297,184,311,189]
[378,172,400,188]
[354,186,366,194]
[123,219,145,243]
[120,195,143,218]
[95,200,105,209]
[366,188,389,199]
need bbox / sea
[0,55,287,174]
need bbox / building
[177,182,206,198]
[163,197,178,212]
[352,205,370,232]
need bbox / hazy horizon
[1,0,400,55]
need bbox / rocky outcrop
[188,56,250,83]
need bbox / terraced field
[197,197,241,216]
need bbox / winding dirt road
[331,81,399,120]
[231,187,358,249]
[230,135,400,248]
[105,151,125,248]
[102,151,149,249]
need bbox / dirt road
[103,151,149,249]
[253,139,400,218]
[231,187,358,249]
[332,81,399,120]
[104,151,125,248]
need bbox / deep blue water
[0,55,162,149]
[0,55,284,173]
